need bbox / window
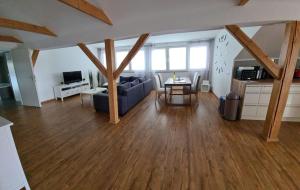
[101,52,107,68]
[151,49,167,70]
[169,47,186,70]
[116,51,129,70]
[189,46,208,69]
[131,50,145,71]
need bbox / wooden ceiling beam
[238,0,249,6]
[0,35,23,43]
[31,49,40,67]
[226,25,282,79]
[113,33,150,79]
[58,0,112,25]
[78,43,108,78]
[0,17,57,37]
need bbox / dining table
[164,77,192,106]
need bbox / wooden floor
[1,92,300,190]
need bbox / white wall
[34,46,99,102]
[11,45,41,107]
[211,27,260,98]
[236,24,285,60]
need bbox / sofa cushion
[130,76,146,83]
[120,76,131,83]
[130,79,140,87]
[117,82,131,95]
[93,93,128,116]
[138,76,146,83]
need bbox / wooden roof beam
[226,25,282,79]
[31,49,40,67]
[113,33,150,79]
[0,17,57,37]
[0,35,23,43]
[78,43,108,78]
[58,0,112,25]
[238,0,249,6]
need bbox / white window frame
[168,46,188,71]
[188,42,210,71]
[100,47,146,72]
[99,41,210,73]
[150,47,168,71]
[131,49,146,71]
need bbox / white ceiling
[0,42,18,53]
[1,0,300,50]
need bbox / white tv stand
[54,81,90,101]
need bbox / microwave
[236,66,260,80]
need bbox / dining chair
[157,73,164,88]
[192,72,199,86]
[184,73,201,101]
[191,75,201,100]
[154,74,167,102]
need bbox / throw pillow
[129,76,138,82]
[138,76,146,83]
[129,76,146,83]
[120,76,131,83]
[130,79,140,87]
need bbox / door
[11,45,41,107]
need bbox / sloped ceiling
[236,23,285,60]
[0,0,300,50]
[89,29,221,49]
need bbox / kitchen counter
[231,79,300,121]
[0,116,30,190]
[232,78,300,84]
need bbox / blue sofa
[93,77,153,116]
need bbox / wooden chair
[154,74,168,102]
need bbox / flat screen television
[63,71,82,84]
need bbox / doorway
[0,53,18,107]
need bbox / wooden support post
[105,39,120,124]
[31,49,40,67]
[263,21,300,142]
[227,22,300,142]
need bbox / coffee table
[80,87,106,106]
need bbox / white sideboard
[53,81,90,101]
[232,79,300,121]
[0,116,30,190]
